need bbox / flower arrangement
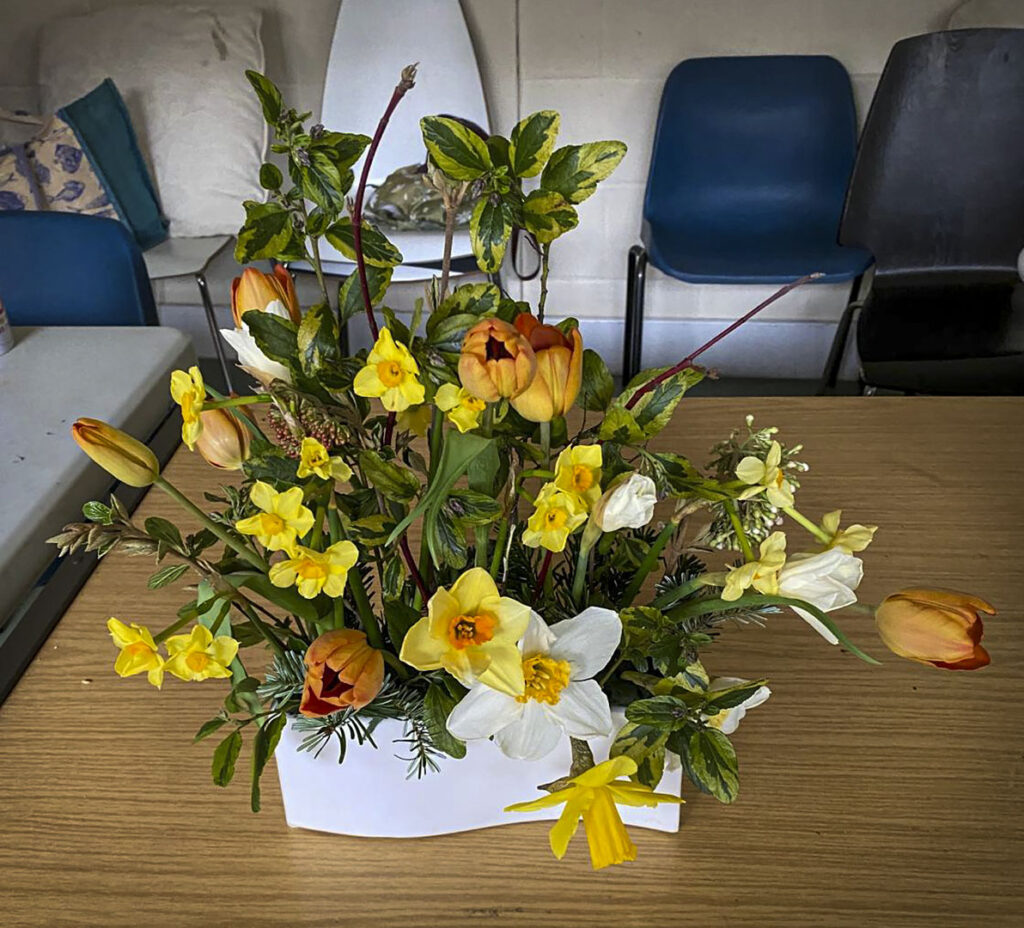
[51,67,994,870]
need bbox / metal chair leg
[817,274,864,395]
[195,271,234,394]
[622,244,648,385]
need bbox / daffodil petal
[548,679,613,738]
[549,794,588,860]
[493,700,563,760]
[477,643,526,696]
[446,685,522,741]
[399,616,444,670]
[548,607,622,679]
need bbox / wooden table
[2,397,1022,928]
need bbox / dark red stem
[624,272,823,410]
[383,411,396,446]
[352,65,417,342]
[533,550,554,600]
[400,536,430,603]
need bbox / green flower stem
[204,395,272,410]
[619,518,679,608]
[154,477,268,572]
[235,599,287,659]
[328,508,386,652]
[381,650,409,678]
[538,243,551,321]
[489,518,510,579]
[783,506,832,545]
[597,654,625,688]
[539,420,551,470]
[570,540,592,609]
[204,386,267,441]
[152,612,193,644]
[725,499,755,562]
[326,503,345,630]
[428,405,444,479]
[310,504,326,550]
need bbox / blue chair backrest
[0,212,157,326]
[643,55,860,248]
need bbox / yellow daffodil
[235,480,315,554]
[400,567,531,696]
[107,618,164,688]
[296,437,352,482]
[169,366,206,450]
[353,328,426,412]
[523,483,588,553]
[736,440,794,508]
[821,509,877,553]
[164,625,238,682]
[722,531,787,601]
[505,756,682,870]
[553,444,603,508]
[435,382,486,433]
[269,540,359,599]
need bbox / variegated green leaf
[338,265,393,324]
[509,110,560,178]
[541,140,627,203]
[325,218,403,268]
[470,197,513,272]
[420,115,492,181]
[235,200,294,264]
[296,302,339,375]
[521,189,578,244]
[427,281,502,337]
[610,721,669,788]
[678,728,739,804]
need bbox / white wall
[1,0,967,376]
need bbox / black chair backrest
[840,29,1024,277]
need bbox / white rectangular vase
[275,714,682,838]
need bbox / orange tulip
[194,408,251,470]
[230,265,300,327]
[458,318,537,402]
[509,313,583,422]
[71,418,160,487]
[300,629,385,716]
[875,588,994,670]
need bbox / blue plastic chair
[0,212,157,327]
[622,55,873,382]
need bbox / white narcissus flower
[702,677,771,734]
[446,607,621,761]
[778,548,863,644]
[220,298,293,386]
[593,473,657,532]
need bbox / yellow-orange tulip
[875,588,994,670]
[509,313,583,422]
[71,418,159,487]
[459,318,537,402]
[230,265,300,327]
[300,629,384,716]
[194,408,251,470]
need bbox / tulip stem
[489,518,510,579]
[537,243,551,321]
[571,541,591,608]
[725,500,755,562]
[783,506,832,545]
[204,395,271,410]
[154,477,268,572]
[539,421,551,469]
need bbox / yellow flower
[296,437,352,482]
[235,481,315,554]
[353,328,426,412]
[722,531,787,601]
[269,540,359,599]
[522,483,588,553]
[397,404,432,436]
[435,382,486,433]
[400,567,531,696]
[72,418,160,487]
[821,510,877,554]
[553,444,603,508]
[164,625,238,682]
[107,618,164,688]
[169,366,206,450]
[505,756,682,870]
[736,440,794,508]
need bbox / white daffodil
[593,474,657,532]
[736,440,794,508]
[220,298,293,386]
[702,677,771,734]
[446,607,621,761]
[778,548,863,644]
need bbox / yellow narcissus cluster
[523,445,603,553]
[354,328,426,412]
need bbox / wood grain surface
[1,397,1022,928]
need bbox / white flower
[220,299,293,385]
[446,607,621,761]
[778,548,863,644]
[594,474,657,532]
[702,677,771,734]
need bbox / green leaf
[610,721,668,788]
[325,218,403,268]
[251,712,288,812]
[703,679,768,712]
[259,162,283,191]
[598,405,645,444]
[613,367,705,439]
[82,501,112,524]
[296,302,339,375]
[290,149,347,212]
[678,728,739,803]
[624,694,692,729]
[225,571,321,625]
[235,200,295,264]
[446,489,502,526]
[384,598,420,650]
[211,730,243,788]
[579,348,614,411]
[423,682,467,759]
[241,309,299,368]
[521,189,578,244]
[469,197,513,272]
[315,131,370,174]
[541,140,627,203]
[509,110,560,178]
[339,265,393,324]
[246,70,282,124]
[193,717,228,743]
[147,563,189,590]
[381,555,405,600]
[420,115,492,180]
[427,507,468,569]
[427,282,502,337]
[358,450,421,501]
[144,516,183,551]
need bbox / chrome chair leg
[195,271,234,393]
[817,274,865,395]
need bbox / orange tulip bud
[194,408,251,470]
[458,318,537,402]
[875,588,994,670]
[230,265,300,327]
[71,418,160,487]
[509,313,583,422]
[300,629,385,716]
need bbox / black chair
[821,28,1024,394]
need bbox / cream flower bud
[592,474,657,532]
